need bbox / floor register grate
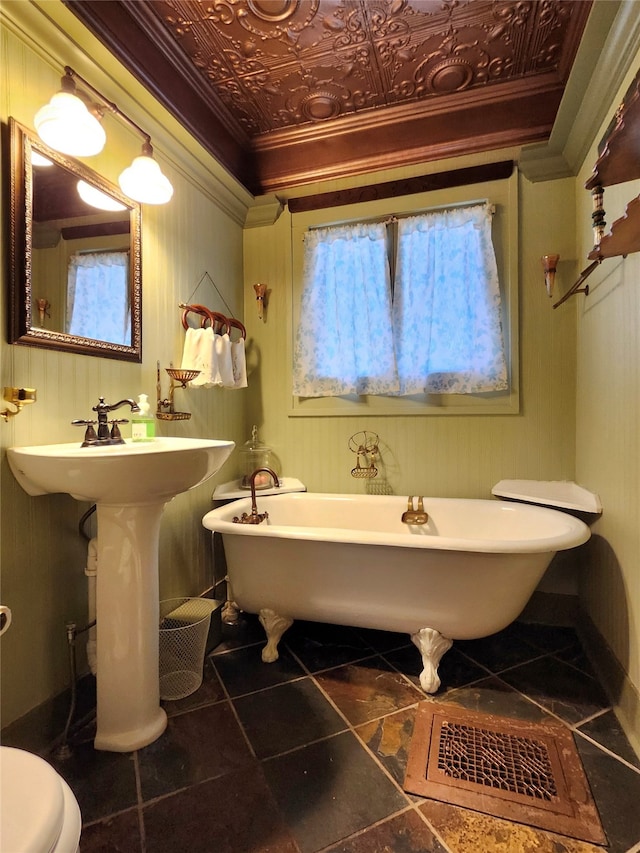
[404,703,607,845]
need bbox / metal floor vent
[404,703,606,845]
[437,721,558,801]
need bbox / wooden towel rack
[179,302,246,339]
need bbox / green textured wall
[575,56,640,755]
[0,2,248,727]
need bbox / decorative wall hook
[541,254,559,297]
[1,387,37,422]
[254,283,268,320]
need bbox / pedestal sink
[7,437,234,752]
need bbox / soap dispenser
[131,394,155,441]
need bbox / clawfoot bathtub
[202,493,590,692]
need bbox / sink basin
[7,436,234,753]
[7,437,235,504]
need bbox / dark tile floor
[38,617,640,851]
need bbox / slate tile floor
[42,617,640,852]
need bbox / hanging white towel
[180,326,200,371]
[214,332,235,388]
[181,325,246,389]
[182,326,216,386]
[231,338,247,388]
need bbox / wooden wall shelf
[588,195,640,260]
[586,66,640,259]
[556,67,639,307]
[585,68,640,190]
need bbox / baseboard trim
[577,608,640,760]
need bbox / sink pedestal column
[94,501,168,752]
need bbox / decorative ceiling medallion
[238,0,319,43]
[299,91,342,121]
[247,0,299,23]
[426,58,474,93]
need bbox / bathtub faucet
[233,467,280,525]
[401,496,429,525]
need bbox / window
[289,173,518,417]
[66,251,130,344]
[293,204,507,398]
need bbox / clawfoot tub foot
[259,608,293,663]
[410,627,453,693]
[222,599,240,624]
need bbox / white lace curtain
[293,204,507,398]
[66,251,130,345]
[293,222,399,396]
[392,205,507,394]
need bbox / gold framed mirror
[7,118,142,361]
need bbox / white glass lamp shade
[118,155,173,205]
[77,180,127,212]
[34,92,106,156]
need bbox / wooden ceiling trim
[253,86,558,193]
[287,160,514,213]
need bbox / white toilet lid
[0,746,80,853]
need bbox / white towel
[181,327,246,389]
[214,332,235,388]
[180,326,200,371]
[182,327,216,386]
[231,338,247,388]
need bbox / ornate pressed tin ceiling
[66,0,593,196]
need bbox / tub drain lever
[402,496,429,525]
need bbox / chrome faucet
[233,467,280,524]
[72,397,140,447]
[401,496,429,525]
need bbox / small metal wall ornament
[348,431,379,479]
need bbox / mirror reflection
[8,118,142,361]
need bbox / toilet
[0,746,82,852]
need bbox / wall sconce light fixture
[1,387,37,422]
[254,283,268,320]
[36,298,51,327]
[34,66,173,205]
[541,254,559,298]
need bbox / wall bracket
[552,259,600,309]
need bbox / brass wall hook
[1,387,37,422]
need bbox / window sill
[289,389,519,417]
